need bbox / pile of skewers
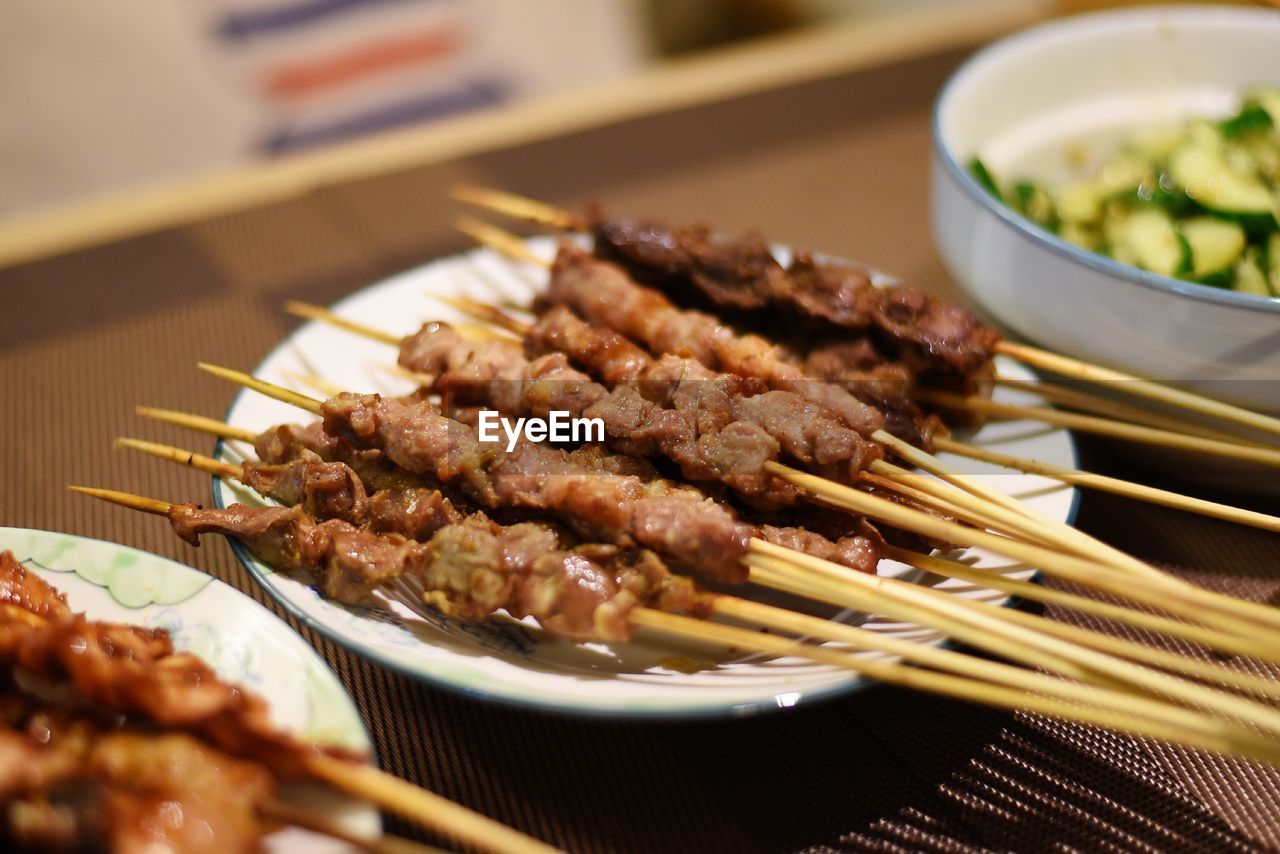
[0,551,559,853]
[75,188,1280,788]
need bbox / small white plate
[0,526,379,852]
[213,238,1079,718]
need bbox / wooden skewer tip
[67,486,174,516]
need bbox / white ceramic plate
[213,238,1078,718]
[0,526,378,852]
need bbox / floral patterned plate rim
[0,526,379,852]
[213,237,1080,719]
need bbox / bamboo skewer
[745,548,1280,740]
[440,220,1280,609]
[285,300,401,346]
[431,292,1280,533]
[885,546,1280,668]
[256,800,443,853]
[63,489,560,854]
[136,405,258,444]
[767,463,1280,646]
[115,437,240,478]
[629,608,1280,766]
[971,590,1280,702]
[119,417,1278,690]
[115,435,1265,747]
[993,341,1280,441]
[136,408,252,442]
[63,485,1280,767]
[273,295,1280,639]
[934,437,1280,533]
[863,463,1060,549]
[918,391,1280,468]
[303,756,561,854]
[993,376,1265,446]
[283,369,346,399]
[871,428,1164,585]
[199,363,323,414]
[453,185,583,230]
[859,469,1046,545]
[451,183,1280,441]
[186,364,1280,705]
[456,215,549,266]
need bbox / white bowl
[932,5,1280,416]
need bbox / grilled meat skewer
[318,392,882,582]
[535,246,952,447]
[0,695,275,853]
[168,502,698,640]
[0,553,359,781]
[159,404,890,578]
[399,319,871,508]
[122,438,710,639]
[216,448,472,543]
[588,214,1002,378]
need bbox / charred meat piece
[593,217,1001,377]
[0,580,360,781]
[254,421,427,493]
[518,306,886,470]
[239,456,467,542]
[0,707,273,854]
[167,506,700,642]
[400,321,807,508]
[802,338,946,448]
[321,392,759,584]
[0,554,72,624]
[594,219,789,312]
[320,393,882,581]
[542,246,889,440]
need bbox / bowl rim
[932,3,1280,316]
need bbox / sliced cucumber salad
[970,85,1280,298]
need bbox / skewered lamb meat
[167,504,701,641]
[319,392,881,581]
[590,217,1001,376]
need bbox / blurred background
[0,0,1258,220]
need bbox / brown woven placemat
[3,46,1279,852]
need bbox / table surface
[4,41,1280,853]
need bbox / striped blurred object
[209,0,510,152]
[0,0,640,214]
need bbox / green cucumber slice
[1220,104,1273,138]
[1169,139,1276,226]
[1234,249,1270,296]
[969,158,1004,203]
[1104,206,1186,277]
[1181,217,1247,278]
[1014,181,1057,230]
[1056,182,1102,224]
[1245,85,1280,128]
[1059,222,1101,252]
